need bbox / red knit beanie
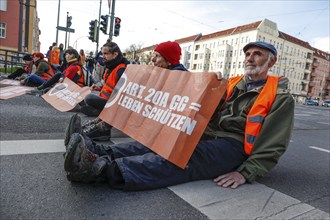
[32,52,45,59]
[154,41,181,65]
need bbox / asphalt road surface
[1,83,329,219]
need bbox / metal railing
[0,49,28,74]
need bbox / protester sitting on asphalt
[81,41,188,141]
[63,41,294,191]
[76,41,129,141]
[7,54,34,80]
[28,49,87,95]
[20,52,55,87]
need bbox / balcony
[300,90,308,96]
[304,68,311,74]
[309,82,316,87]
[312,62,319,67]
[310,72,317,77]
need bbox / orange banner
[99,65,227,168]
[42,78,91,112]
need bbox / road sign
[56,26,75,33]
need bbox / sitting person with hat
[20,52,55,87]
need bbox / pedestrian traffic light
[114,17,121,37]
[100,15,109,34]
[88,20,97,42]
[67,16,72,28]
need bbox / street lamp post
[73,36,88,49]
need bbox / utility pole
[96,0,102,53]
[56,0,61,44]
[109,0,116,41]
[65,12,69,49]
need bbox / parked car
[304,100,319,106]
[322,100,330,107]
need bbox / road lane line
[0,138,134,156]
[0,140,65,155]
[309,146,330,153]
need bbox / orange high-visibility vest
[49,48,60,65]
[99,63,126,99]
[38,61,55,81]
[225,75,279,154]
[70,63,86,87]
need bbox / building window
[0,0,7,11]
[0,23,6,38]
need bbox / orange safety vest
[38,61,55,81]
[49,48,60,65]
[225,75,279,155]
[99,63,126,99]
[75,65,85,87]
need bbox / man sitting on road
[63,41,294,191]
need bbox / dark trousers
[8,68,26,79]
[84,93,108,112]
[88,136,247,191]
[40,73,63,89]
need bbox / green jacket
[204,76,295,182]
[34,60,51,77]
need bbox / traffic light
[88,20,97,42]
[67,16,72,28]
[100,15,109,34]
[114,17,121,37]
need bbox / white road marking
[309,146,330,153]
[0,138,134,156]
[169,180,330,220]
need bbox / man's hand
[213,171,246,189]
[215,71,223,80]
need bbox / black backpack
[81,66,94,87]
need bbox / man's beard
[244,58,270,76]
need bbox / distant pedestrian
[85,51,95,74]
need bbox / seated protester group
[79,41,188,142]
[28,49,87,95]
[7,54,35,80]
[20,52,55,87]
[76,41,129,141]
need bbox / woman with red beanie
[20,52,55,87]
[152,41,188,71]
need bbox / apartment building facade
[0,0,40,53]
[309,49,330,101]
[137,18,329,103]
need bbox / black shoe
[82,117,101,130]
[64,114,82,147]
[64,133,101,183]
[80,105,101,117]
[83,121,112,141]
[26,88,44,96]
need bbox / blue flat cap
[243,41,277,56]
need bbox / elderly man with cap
[62,41,294,191]
[20,52,55,87]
